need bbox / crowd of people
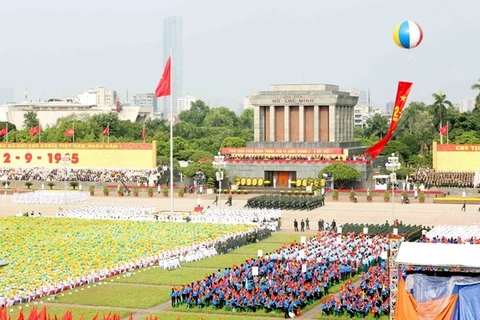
[413,168,479,189]
[56,205,156,220]
[0,167,160,183]
[12,190,90,205]
[171,232,388,316]
[423,225,480,243]
[0,214,264,308]
[321,264,390,318]
[223,154,368,163]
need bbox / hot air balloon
[393,20,423,49]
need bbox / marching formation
[245,195,325,211]
[12,190,90,205]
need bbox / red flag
[27,308,38,320]
[64,127,74,137]
[154,56,171,97]
[439,123,448,135]
[91,313,99,320]
[100,126,109,136]
[141,125,146,140]
[1,307,7,320]
[0,125,7,137]
[364,81,413,159]
[17,308,25,320]
[38,307,47,320]
[29,126,41,137]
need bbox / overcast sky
[1,0,479,109]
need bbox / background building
[162,16,183,118]
[386,101,394,115]
[133,93,157,110]
[177,94,197,113]
[459,98,475,113]
[243,95,254,110]
[78,87,117,107]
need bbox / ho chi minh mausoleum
[223,84,384,188]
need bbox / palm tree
[431,91,453,144]
[471,79,480,108]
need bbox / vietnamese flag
[0,125,7,137]
[141,125,146,140]
[38,307,47,320]
[64,127,74,137]
[439,123,448,135]
[100,125,109,136]
[364,81,413,159]
[154,56,171,97]
[29,126,41,137]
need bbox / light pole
[61,153,71,205]
[386,153,401,220]
[212,152,226,208]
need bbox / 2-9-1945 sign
[0,142,157,169]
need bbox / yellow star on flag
[400,95,407,102]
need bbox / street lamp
[61,153,71,205]
[212,152,226,208]
[386,153,401,220]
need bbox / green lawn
[49,283,171,308]
[152,313,272,320]
[115,266,219,286]
[186,254,254,269]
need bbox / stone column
[339,106,343,141]
[269,105,276,142]
[284,105,290,142]
[342,106,347,141]
[329,105,336,142]
[313,105,319,142]
[254,105,261,142]
[299,105,305,142]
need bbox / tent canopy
[396,242,480,268]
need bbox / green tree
[202,107,236,128]
[178,100,210,126]
[23,110,40,129]
[471,79,480,108]
[189,151,214,162]
[365,114,389,139]
[238,108,254,129]
[318,162,361,189]
[431,91,453,143]
[222,137,246,148]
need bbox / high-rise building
[386,101,394,115]
[0,87,15,105]
[459,98,475,113]
[133,93,157,110]
[177,94,197,113]
[162,16,183,118]
[78,87,117,107]
[243,95,254,110]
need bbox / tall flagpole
[39,127,41,143]
[5,124,8,143]
[107,123,110,143]
[73,122,75,143]
[169,48,174,215]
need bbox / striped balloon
[393,20,423,49]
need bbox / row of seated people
[321,264,390,318]
[413,168,478,188]
[418,236,480,244]
[0,167,159,182]
[223,154,368,162]
[170,232,388,315]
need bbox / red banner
[364,81,413,159]
[436,144,480,152]
[221,147,344,156]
